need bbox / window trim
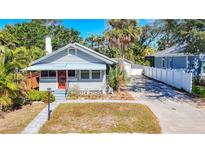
[68,70,76,77]
[68,48,77,55]
[91,70,101,80]
[80,70,90,80]
[79,70,102,80]
[41,70,56,79]
[41,70,49,78]
[49,70,57,77]
[67,70,77,81]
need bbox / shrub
[26,89,55,103]
[26,89,41,101]
[107,64,128,90]
[40,91,55,103]
[12,97,24,109]
[144,60,151,66]
[192,85,205,98]
[68,85,80,99]
[0,96,13,111]
[193,76,205,87]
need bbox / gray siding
[37,48,104,64]
[39,78,57,91]
[71,70,106,90]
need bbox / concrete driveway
[128,76,205,134]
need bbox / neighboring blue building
[146,44,205,76]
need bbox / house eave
[23,63,107,71]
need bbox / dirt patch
[0,103,46,134]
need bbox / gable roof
[123,58,134,64]
[111,58,135,64]
[149,44,190,57]
[31,43,117,65]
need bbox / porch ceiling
[23,63,106,71]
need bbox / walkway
[128,75,205,133]
[21,102,60,134]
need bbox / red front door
[58,70,66,89]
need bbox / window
[41,71,56,78]
[168,58,173,68]
[80,70,89,79]
[41,71,48,77]
[69,49,76,55]
[68,70,76,77]
[49,70,56,77]
[92,70,101,79]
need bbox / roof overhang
[23,63,106,71]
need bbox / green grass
[40,103,161,134]
[193,85,205,98]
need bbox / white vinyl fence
[130,68,143,76]
[144,66,192,93]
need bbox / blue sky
[0,19,152,39]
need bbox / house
[122,59,144,76]
[23,36,116,99]
[145,44,205,76]
[111,58,144,76]
[111,58,134,76]
[123,59,133,75]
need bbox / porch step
[54,90,68,101]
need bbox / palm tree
[0,46,30,115]
[104,19,141,69]
[1,46,30,73]
[0,62,17,117]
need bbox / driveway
[128,75,205,134]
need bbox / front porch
[24,63,107,100]
[24,62,106,85]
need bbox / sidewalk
[21,102,60,134]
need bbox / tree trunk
[119,47,125,71]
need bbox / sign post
[47,88,52,120]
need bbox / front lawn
[40,103,161,133]
[0,103,46,134]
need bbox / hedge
[26,90,55,103]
